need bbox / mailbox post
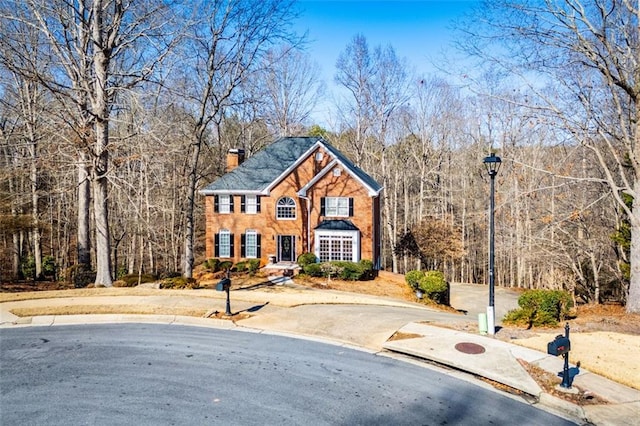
[216,270,232,316]
[547,323,572,388]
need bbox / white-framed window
[332,167,342,176]
[245,195,258,214]
[217,194,232,214]
[245,230,258,258]
[218,229,231,258]
[325,197,350,217]
[315,230,359,262]
[276,196,296,219]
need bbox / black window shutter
[230,234,235,257]
[320,197,326,216]
[256,196,261,212]
[349,198,354,216]
[256,234,262,258]
[214,233,220,257]
[214,195,219,213]
[241,234,246,257]
[241,196,246,213]
[229,196,234,213]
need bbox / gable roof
[200,136,382,196]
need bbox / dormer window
[276,196,296,219]
[333,167,341,176]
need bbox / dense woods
[0,1,636,312]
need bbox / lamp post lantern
[483,153,501,335]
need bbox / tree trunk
[77,156,91,269]
[93,149,112,286]
[183,137,202,279]
[628,183,640,312]
[90,0,113,287]
[31,168,42,278]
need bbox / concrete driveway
[449,282,521,321]
[237,282,522,349]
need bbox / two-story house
[200,136,382,268]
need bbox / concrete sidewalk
[383,322,640,425]
[1,285,638,425]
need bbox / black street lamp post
[483,153,501,335]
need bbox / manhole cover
[455,342,486,354]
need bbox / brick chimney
[226,148,245,173]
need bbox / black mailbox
[547,335,571,356]
[216,278,231,292]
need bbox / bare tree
[334,34,375,167]
[334,35,412,272]
[459,0,640,313]
[174,0,301,278]
[0,0,175,285]
[256,45,324,136]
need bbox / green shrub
[405,270,425,290]
[503,289,574,327]
[297,252,318,267]
[358,259,375,280]
[503,308,535,324]
[160,276,198,289]
[303,263,324,277]
[303,260,372,281]
[321,262,344,279]
[65,264,96,288]
[159,271,181,279]
[116,265,128,280]
[247,259,261,274]
[331,261,365,280]
[417,271,449,305]
[42,255,56,279]
[218,261,233,272]
[235,261,248,272]
[119,273,157,287]
[20,256,36,280]
[203,258,221,272]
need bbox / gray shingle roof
[321,142,382,194]
[200,136,382,195]
[315,219,360,231]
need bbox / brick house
[200,136,382,268]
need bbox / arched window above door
[276,196,296,219]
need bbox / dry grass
[0,287,170,303]
[293,273,416,301]
[11,305,208,317]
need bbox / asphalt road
[1,324,575,425]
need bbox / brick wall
[203,146,380,265]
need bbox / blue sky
[296,1,478,80]
[294,0,479,123]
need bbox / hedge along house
[199,137,383,269]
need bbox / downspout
[298,194,311,252]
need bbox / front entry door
[278,235,295,262]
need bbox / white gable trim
[265,139,382,196]
[297,155,380,197]
[297,159,338,197]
